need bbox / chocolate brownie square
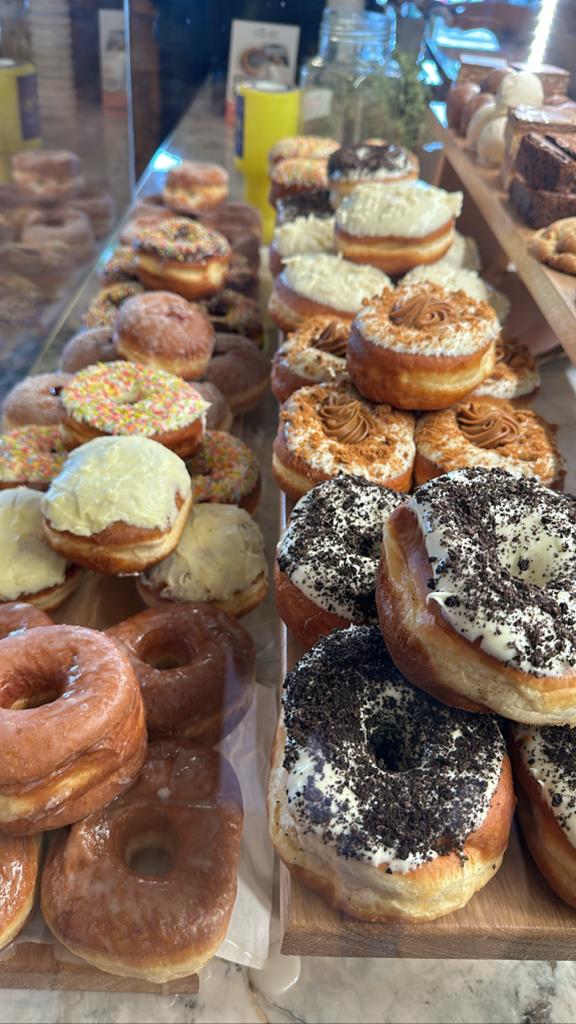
[516,132,576,192]
[509,174,576,228]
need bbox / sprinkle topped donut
[83,282,144,329]
[269,136,339,165]
[270,159,330,204]
[0,426,67,490]
[186,431,260,512]
[133,217,231,265]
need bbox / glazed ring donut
[0,426,67,491]
[201,290,263,344]
[0,833,41,949]
[133,217,232,300]
[0,602,52,639]
[21,207,94,261]
[114,290,215,380]
[60,361,208,458]
[276,475,402,650]
[0,624,146,834]
[108,603,255,743]
[271,316,350,403]
[2,373,71,430]
[269,625,514,921]
[60,327,119,374]
[269,136,339,166]
[186,431,261,513]
[41,739,243,982]
[203,334,270,414]
[83,282,144,329]
[193,382,233,432]
[269,158,329,205]
[377,466,576,725]
[163,160,229,215]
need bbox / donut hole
[495,519,565,588]
[125,823,177,878]
[5,670,64,710]
[137,631,191,671]
[118,386,145,407]
[49,386,64,398]
[370,722,424,773]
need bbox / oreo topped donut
[328,142,419,207]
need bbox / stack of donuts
[267,135,576,923]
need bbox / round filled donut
[133,217,232,300]
[276,475,402,650]
[200,202,262,248]
[377,467,576,724]
[83,282,144,329]
[0,602,52,639]
[22,206,94,261]
[163,160,229,215]
[0,425,67,491]
[108,604,255,743]
[470,337,540,404]
[201,290,263,344]
[269,213,335,277]
[269,136,339,166]
[193,381,233,431]
[186,431,261,513]
[268,625,514,921]
[114,290,215,380]
[11,149,84,201]
[60,327,119,374]
[0,624,146,834]
[271,316,350,403]
[2,373,71,430]
[269,158,329,205]
[203,334,270,414]
[327,142,419,207]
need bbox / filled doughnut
[138,503,268,618]
[271,316,350,403]
[114,290,215,380]
[439,231,481,272]
[3,373,71,430]
[470,337,540,404]
[377,467,576,724]
[133,217,232,300]
[268,625,514,921]
[273,381,415,500]
[203,334,270,414]
[401,264,509,324]
[108,604,255,743]
[0,426,67,491]
[276,475,402,649]
[21,206,94,261]
[347,283,498,410]
[0,602,52,639]
[60,361,208,457]
[201,290,263,344]
[186,431,260,513]
[83,282,144,329]
[0,624,145,833]
[69,187,116,238]
[270,214,335,277]
[41,436,192,575]
[274,191,334,225]
[268,253,391,333]
[11,149,84,201]
[328,142,419,207]
[0,834,41,949]
[269,158,329,205]
[335,182,463,275]
[269,136,339,166]
[226,253,259,299]
[42,739,242,981]
[193,381,233,431]
[414,399,564,488]
[163,160,229,215]
[60,327,119,374]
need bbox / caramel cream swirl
[313,321,349,358]
[389,293,454,330]
[495,338,533,373]
[319,393,374,444]
[457,402,520,449]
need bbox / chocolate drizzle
[319,393,373,444]
[313,320,348,358]
[389,293,454,330]
[457,401,520,449]
[328,143,411,179]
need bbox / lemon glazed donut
[163,160,229,215]
[108,604,255,743]
[271,316,350,404]
[377,467,576,725]
[0,426,67,491]
[469,337,540,405]
[273,381,415,501]
[275,475,402,650]
[269,214,335,277]
[60,361,208,458]
[0,833,40,949]
[41,436,192,575]
[0,624,146,834]
[268,253,391,333]
[327,142,420,207]
[114,290,215,380]
[133,217,232,300]
[2,372,71,430]
[268,626,514,921]
[347,283,498,410]
[335,182,463,275]
[42,739,243,982]
[186,431,261,514]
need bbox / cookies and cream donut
[60,327,118,374]
[133,217,232,300]
[274,192,334,225]
[401,265,510,324]
[268,253,391,332]
[114,290,215,379]
[271,316,350,403]
[335,182,463,275]
[269,158,329,205]
[203,334,270,414]
[415,400,563,488]
[327,142,420,207]
[347,283,499,410]
[2,373,70,430]
[273,381,415,500]
[469,337,540,404]
[275,476,402,649]
[377,467,576,724]
[41,436,192,575]
[186,431,260,513]
[83,282,144,329]
[0,426,67,491]
[270,214,335,277]
[11,149,84,201]
[163,160,229,215]
[138,503,268,619]
[269,625,514,921]
[269,136,339,166]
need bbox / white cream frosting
[496,71,544,110]
[401,265,510,324]
[142,503,267,602]
[281,253,391,314]
[41,435,191,536]
[512,724,576,847]
[438,231,481,272]
[0,486,69,600]
[273,215,335,258]
[335,181,463,239]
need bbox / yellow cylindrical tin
[0,59,41,180]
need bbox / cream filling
[138,254,227,284]
[0,487,68,599]
[336,181,463,238]
[282,253,391,314]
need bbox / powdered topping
[270,136,339,164]
[336,181,463,238]
[328,143,416,181]
[280,626,504,870]
[411,467,576,676]
[278,476,401,621]
[133,217,231,263]
[457,401,520,448]
[281,254,391,314]
[274,316,350,386]
[389,292,454,329]
[512,723,576,847]
[0,425,67,487]
[0,486,69,600]
[62,360,208,436]
[318,392,373,444]
[272,214,335,258]
[186,431,259,505]
[471,338,540,401]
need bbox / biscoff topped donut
[471,338,540,401]
[281,253,391,314]
[133,217,231,264]
[269,136,339,165]
[336,181,463,238]
[402,265,510,323]
[354,283,499,357]
[274,316,350,385]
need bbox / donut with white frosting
[327,143,419,207]
[269,214,335,277]
[271,316,350,403]
[470,337,540,404]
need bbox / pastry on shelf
[528,217,576,275]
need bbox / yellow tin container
[0,59,41,180]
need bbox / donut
[186,431,260,513]
[41,739,243,981]
[446,81,481,130]
[270,214,335,277]
[200,201,262,246]
[133,217,232,300]
[83,282,144,329]
[347,283,499,410]
[41,436,192,575]
[60,361,209,457]
[414,399,564,488]
[0,833,40,949]
[0,624,145,833]
[2,373,71,430]
[273,381,415,501]
[5,239,75,298]
[138,503,268,619]
[510,723,576,908]
[120,210,175,247]
[377,467,576,724]
[269,136,339,166]
[274,191,334,225]
[0,487,80,610]
[271,316,350,403]
[163,160,229,215]
[201,290,263,344]
[401,265,509,324]
[225,253,259,299]
[203,334,270,414]
[335,182,463,275]
[99,245,138,285]
[0,602,52,639]
[0,213,12,249]
[21,207,94,261]
[193,381,233,431]
[470,337,540,403]
[268,625,514,921]
[0,273,41,331]
[69,187,116,238]
[328,143,420,207]
[269,158,329,205]
[276,475,402,650]
[439,231,482,272]
[114,291,215,380]
[11,149,84,201]
[60,327,119,374]
[108,604,255,743]
[0,425,67,491]
[268,253,391,332]
[460,93,495,135]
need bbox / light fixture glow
[527,0,560,67]
[151,149,181,172]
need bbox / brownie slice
[516,132,576,192]
[509,174,576,228]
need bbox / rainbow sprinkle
[0,425,67,486]
[186,430,259,504]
